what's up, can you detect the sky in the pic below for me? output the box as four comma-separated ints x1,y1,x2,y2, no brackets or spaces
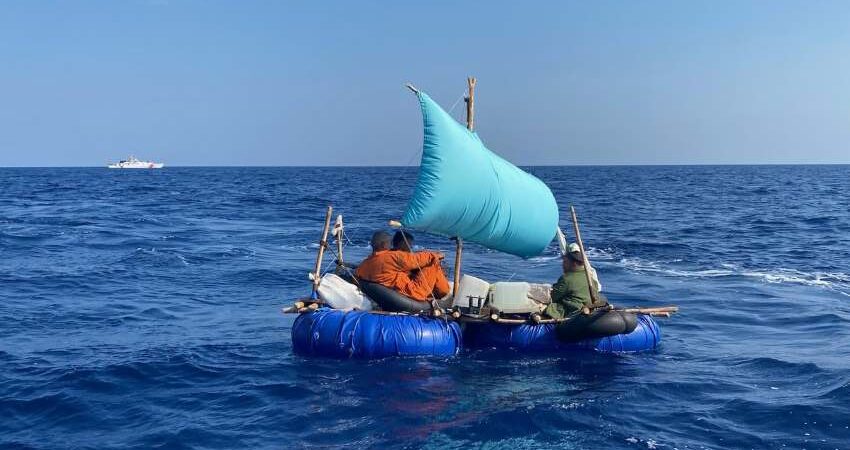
1,0,849,166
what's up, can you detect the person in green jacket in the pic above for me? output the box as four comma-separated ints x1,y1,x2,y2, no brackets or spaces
544,245,607,319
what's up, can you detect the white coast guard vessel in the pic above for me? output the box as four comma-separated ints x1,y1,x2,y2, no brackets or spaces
107,156,164,169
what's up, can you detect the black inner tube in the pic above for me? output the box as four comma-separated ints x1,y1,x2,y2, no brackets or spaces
358,280,433,313
555,309,638,342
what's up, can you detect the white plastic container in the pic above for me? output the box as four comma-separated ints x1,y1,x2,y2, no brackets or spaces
452,275,491,313
317,273,373,311
489,282,545,313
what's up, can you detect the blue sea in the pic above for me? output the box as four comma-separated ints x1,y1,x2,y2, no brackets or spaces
1,165,849,449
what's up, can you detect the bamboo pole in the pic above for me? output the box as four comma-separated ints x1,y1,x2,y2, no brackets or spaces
336,234,344,267
297,303,320,314
452,237,463,298
466,77,476,131
618,306,679,314
334,214,344,267
569,205,598,309
311,205,333,298
451,77,476,298
479,306,678,325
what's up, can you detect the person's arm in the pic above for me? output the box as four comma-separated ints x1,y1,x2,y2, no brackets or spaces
544,302,566,320
550,275,569,304
353,258,371,280
394,251,439,271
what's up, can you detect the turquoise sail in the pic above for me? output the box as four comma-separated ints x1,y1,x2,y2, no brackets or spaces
401,91,559,258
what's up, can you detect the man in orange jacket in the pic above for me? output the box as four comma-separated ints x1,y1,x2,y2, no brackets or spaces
355,231,450,301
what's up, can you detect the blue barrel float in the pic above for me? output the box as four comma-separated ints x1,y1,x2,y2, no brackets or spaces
464,314,661,353
291,308,463,359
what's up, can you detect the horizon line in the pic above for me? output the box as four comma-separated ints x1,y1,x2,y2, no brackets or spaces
1,162,850,169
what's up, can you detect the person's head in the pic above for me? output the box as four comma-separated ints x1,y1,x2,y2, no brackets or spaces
392,230,414,252
370,231,392,252
562,245,584,272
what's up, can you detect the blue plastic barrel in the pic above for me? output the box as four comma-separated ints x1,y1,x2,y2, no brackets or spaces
291,308,463,359
463,314,661,353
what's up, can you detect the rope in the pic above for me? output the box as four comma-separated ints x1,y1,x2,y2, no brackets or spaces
321,234,362,289
382,88,467,200
447,89,467,117
321,246,336,276
365,145,422,212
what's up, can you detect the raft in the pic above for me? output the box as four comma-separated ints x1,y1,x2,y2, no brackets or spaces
291,308,462,359
288,80,677,360
463,314,661,353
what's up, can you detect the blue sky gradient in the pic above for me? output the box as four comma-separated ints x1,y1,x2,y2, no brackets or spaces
1,0,849,166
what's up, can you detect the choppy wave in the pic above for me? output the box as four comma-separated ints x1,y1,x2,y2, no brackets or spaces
612,257,850,295
531,244,850,296
124,247,191,266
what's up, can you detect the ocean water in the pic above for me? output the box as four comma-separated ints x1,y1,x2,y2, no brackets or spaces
1,165,849,449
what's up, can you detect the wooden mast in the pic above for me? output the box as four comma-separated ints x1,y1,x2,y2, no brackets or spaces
451,77,476,298
452,237,463,298
466,77,476,131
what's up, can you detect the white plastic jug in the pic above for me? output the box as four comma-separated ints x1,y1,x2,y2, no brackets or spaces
452,274,491,313
489,282,545,314
316,273,373,311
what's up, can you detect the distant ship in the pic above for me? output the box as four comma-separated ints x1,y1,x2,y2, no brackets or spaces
107,156,164,169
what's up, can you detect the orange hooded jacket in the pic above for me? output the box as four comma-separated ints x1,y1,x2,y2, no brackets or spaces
354,250,448,301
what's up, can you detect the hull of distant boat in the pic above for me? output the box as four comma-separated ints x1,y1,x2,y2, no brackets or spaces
107,163,164,169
